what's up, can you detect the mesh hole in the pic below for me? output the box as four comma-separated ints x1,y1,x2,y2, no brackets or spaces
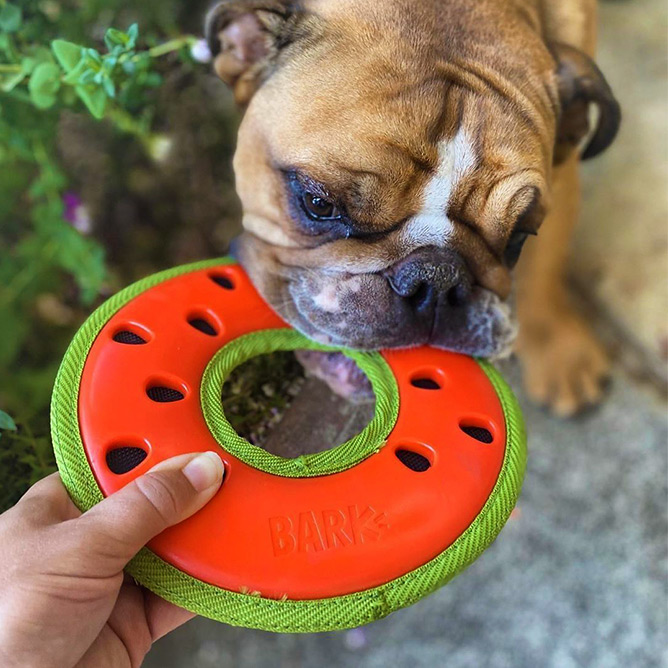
147,386,185,403
106,446,147,474
211,274,234,290
113,330,147,345
395,449,431,472
461,425,493,443
410,377,441,390
188,317,218,336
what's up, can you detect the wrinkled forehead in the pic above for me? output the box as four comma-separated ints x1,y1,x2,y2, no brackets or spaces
246,48,442,223
258,49,444,164
240,0,553,230
249,72,546,224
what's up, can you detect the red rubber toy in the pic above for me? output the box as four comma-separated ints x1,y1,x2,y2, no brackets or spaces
51,258,527,632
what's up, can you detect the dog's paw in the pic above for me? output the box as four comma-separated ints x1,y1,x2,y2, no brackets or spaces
517,306,611,417
294,350,375,404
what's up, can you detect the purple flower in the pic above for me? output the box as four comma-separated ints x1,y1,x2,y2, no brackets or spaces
62,192,81,221
62,192,92,234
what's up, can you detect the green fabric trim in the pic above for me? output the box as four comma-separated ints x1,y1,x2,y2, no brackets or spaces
50,258,236,511
201,329,398,477
51,259,527,634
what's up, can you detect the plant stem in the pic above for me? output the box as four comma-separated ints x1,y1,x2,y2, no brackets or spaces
0,64,22,72
106,106,150,137
147,35,197,58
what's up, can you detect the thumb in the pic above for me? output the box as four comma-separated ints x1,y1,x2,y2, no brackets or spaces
75,452,224,572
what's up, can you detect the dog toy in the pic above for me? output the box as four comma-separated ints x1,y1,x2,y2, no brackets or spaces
51,258,527,633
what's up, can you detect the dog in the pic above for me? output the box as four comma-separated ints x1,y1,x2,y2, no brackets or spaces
205,0,620,416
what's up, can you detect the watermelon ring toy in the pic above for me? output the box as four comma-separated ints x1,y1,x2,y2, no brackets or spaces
50,257,527,633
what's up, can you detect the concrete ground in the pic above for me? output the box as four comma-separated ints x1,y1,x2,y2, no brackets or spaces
146,2,667,666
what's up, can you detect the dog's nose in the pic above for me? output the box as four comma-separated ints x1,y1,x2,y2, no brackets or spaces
386,246,471,312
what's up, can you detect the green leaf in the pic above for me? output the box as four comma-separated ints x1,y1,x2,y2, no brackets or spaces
75,85,107,119
126,23,139,48
0,4,22,33
62,59,88,85
1,70,25,93
21,57,36,74
104,28,128,51
102,77,115,98
53,224,107,303
28,62,61,109
86,48,102,64
0,409,17,432
76,68,95,85
25,46,53,67
52,39,84,72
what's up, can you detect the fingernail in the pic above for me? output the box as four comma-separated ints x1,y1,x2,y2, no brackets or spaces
182,452,224,492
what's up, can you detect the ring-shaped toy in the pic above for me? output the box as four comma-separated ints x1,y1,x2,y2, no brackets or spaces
51,258,527,633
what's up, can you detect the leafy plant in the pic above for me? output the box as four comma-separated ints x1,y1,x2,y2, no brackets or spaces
0,1,211,510
0,408,16,434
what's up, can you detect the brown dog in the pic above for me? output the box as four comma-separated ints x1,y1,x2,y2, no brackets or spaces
205,0,620,416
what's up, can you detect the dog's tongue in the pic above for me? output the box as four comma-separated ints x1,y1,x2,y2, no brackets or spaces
294,350,374,404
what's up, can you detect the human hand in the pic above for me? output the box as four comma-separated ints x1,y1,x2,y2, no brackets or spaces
0,451,224,668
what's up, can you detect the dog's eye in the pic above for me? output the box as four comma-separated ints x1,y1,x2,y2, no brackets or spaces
504,188,541,267
504,231,534,267
285,170,350,237
302,192,341,221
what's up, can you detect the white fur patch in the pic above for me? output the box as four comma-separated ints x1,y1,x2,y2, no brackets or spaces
343,275,363,293
312,282,341,312
401,128,476,248
312,275,364,312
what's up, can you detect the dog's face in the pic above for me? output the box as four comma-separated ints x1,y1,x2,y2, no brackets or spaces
207,0,619,355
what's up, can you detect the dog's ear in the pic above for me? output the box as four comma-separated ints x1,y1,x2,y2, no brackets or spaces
206,1,304,105
550,43,621,164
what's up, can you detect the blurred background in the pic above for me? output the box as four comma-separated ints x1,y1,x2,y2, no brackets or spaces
0,0,666,666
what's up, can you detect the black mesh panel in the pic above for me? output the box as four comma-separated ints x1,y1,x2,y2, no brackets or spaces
113,330,147,345
106,446,147,474
188,318,217,336
410,377,441,390
395,449,431,472
210,274,234,290
147,386,184,402
461,426,493,443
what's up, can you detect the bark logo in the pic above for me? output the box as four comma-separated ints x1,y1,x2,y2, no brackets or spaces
268,505,389,557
